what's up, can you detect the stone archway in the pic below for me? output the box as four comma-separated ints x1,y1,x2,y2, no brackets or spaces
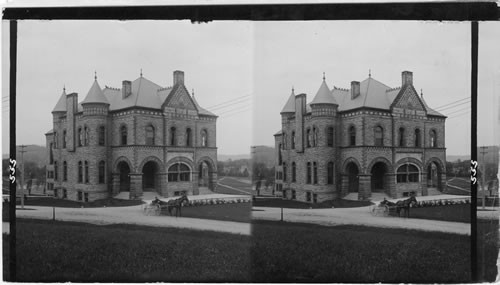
142,161,159,192
117,161,131,193
426,158,445,193
370,162,387,193
197,156,217,192
346,162,359,193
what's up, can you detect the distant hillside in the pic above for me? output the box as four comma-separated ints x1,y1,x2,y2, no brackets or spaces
3,145,47,167
218,153,251,161
251,145,275,168
447,155,471,162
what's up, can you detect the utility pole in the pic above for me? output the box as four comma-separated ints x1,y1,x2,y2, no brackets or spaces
480,146,488,210
18,145,27,209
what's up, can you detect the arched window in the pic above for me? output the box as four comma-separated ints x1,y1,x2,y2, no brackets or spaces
54,161,58,181
327,127,334,147
54,132,58,149
397,164,420,183
349,126,356,146
62,130,67,148
49,143,54,164
186,128,192,146
78,128,83,146
84,126,89,146
374,126,383,146
170,127,177,146
327,162,334,184
291,131,296,149
201,129,207,147
291,162,296,182
313,162,318,184
78,161,83,183
278,144,282,165
63,161,67,181
145,125,155,145
430,130,437,147
399,127,405,147
98,161,105,184
168,163,191,182
414,129,421,147
84,161,89,183
120,125,127,145
306,128,312,147
98,126,105,146
282,133,287,150
283,163,287,182
313,127,318,147
306,162,312,184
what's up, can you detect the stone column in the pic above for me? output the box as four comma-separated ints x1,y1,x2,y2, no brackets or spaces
358,174,371,201
386,173,397,198
129,173,143,199
340,174,349,197
421,173,428,196
157,172,167,197
112,173,120,196
440,173,447,192
192,172,199,195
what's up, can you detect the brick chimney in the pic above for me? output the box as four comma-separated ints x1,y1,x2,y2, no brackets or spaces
173,70,185,85
402,71,413,86
122,80,131,99
351,81,360,99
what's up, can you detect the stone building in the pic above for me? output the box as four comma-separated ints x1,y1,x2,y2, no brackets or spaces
45,70,218,202
274,71,447,202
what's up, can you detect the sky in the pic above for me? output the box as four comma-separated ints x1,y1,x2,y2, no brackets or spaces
1,20,499,156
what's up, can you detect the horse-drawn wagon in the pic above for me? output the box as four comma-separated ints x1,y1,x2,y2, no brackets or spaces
143,194,189,217
370,196,417,217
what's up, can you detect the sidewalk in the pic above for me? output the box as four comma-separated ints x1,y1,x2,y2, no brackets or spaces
15,203,251,235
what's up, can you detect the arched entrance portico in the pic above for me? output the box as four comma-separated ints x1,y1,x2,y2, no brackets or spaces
118,161,130,192
197,157,217,192
142,161,159,192
346,162,359,193
371,162,387,193
427,161,442,191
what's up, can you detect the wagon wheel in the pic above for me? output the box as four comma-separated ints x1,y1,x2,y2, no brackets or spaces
383,205,390,216
370,205,378,216
154,206,161,216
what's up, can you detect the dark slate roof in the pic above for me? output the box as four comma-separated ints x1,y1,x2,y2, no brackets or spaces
280,89,296,113
310,79,337,105
81,79,109,105
52,89,67,113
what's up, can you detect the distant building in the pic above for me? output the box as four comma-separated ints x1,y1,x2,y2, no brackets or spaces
274,71,447,202
45,70,218,202
251,145,275,168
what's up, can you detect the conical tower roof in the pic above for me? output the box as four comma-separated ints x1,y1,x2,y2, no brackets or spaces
81,78,109,105
280,88,296,114
52,88,67,113
310,76,337,105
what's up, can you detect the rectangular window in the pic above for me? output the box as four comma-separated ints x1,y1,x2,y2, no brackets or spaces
168,173,178,182
84,193,89,202
77,191,83,201
307,163,311,184
54,189,58,198
292,190,296,200
313,193,318,203
98,126,105,146
282,189,287,199
63,189,67,199
306,191,311,202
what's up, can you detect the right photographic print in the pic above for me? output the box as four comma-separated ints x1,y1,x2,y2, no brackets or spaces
250,20,486,283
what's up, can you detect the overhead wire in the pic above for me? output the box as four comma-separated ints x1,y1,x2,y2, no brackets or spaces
435,100,470,112
205,94,251,110
433,97,470,110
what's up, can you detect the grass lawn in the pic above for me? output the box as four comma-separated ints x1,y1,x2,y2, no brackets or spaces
16,196,144,208
4,219,250,282
477,218,499,282
253,197,373,209
444,178,470,195
251,220,471,283
176,202,251,223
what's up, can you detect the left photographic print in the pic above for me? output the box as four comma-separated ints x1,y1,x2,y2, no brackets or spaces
3,20,253,282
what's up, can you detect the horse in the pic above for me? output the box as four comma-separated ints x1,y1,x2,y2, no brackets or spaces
167,194,190,217
395,195,417,217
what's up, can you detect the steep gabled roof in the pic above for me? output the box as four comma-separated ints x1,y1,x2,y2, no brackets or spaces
280,89,296,114
81,80,109,105
333,77,393,111
310,80,337,105
52,89,67,113
103,76,163,110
